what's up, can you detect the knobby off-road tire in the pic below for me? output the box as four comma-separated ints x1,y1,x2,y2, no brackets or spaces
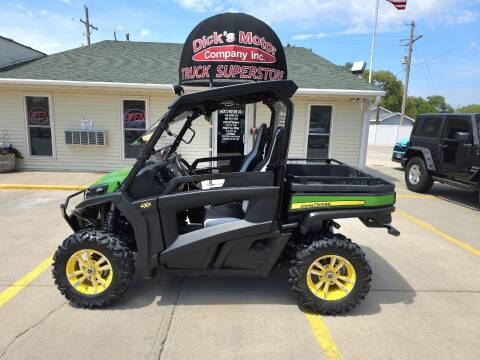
52,230,134,308
405,157,434,193
289,235,372,315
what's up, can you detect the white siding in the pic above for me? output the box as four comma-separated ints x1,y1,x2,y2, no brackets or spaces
248,96,364,166
0,86,210,172
0,85,366,171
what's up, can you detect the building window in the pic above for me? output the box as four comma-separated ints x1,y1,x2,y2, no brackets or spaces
123,99,146,159
25,96,53,156
307,105,332,159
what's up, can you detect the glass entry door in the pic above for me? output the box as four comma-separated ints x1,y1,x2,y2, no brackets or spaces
307,105,332,159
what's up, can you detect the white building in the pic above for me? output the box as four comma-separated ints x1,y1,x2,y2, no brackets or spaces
368,106,415,126
0,41,384,172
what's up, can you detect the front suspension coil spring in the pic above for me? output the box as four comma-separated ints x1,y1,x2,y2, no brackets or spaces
104,205,119,234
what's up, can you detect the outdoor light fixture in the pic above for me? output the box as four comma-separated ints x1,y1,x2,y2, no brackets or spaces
351,61,367,75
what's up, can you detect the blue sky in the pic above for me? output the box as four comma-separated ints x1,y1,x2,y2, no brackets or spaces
1,0,479,107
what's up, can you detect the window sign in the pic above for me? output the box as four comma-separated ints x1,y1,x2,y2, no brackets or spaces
25,96,53,156
81,118,93,131
123,99,146,159
217,104,245,156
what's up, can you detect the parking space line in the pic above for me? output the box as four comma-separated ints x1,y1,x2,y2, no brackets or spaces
305,313,341,360
0,184,86,190
397,209,480,257
397,194,436,199
0,256,52,307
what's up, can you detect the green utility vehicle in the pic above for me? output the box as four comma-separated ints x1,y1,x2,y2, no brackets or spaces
53,80,399,314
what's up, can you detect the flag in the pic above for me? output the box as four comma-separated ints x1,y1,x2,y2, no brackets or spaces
386,0,407,10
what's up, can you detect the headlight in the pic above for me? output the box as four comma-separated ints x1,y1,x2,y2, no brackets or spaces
85,184,108,197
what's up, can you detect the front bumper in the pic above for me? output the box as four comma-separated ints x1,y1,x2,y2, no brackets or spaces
391,151,405,163
60,189,86,231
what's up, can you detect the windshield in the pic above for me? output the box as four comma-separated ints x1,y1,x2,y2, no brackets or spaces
132,110,192,145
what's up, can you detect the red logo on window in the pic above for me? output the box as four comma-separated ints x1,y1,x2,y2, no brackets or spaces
29,107,49,123
124,109,145,121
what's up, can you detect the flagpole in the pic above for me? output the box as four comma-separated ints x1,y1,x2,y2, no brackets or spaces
368,0,380,83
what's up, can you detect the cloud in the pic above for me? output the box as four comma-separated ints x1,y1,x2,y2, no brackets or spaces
176,0,223,13
140,29,151,37
58,0,72,4
0,5,79,53
292,32,328,40
175,0,479,34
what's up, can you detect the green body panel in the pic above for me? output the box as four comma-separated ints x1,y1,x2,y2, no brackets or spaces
92,165,133,193
289,193,395,212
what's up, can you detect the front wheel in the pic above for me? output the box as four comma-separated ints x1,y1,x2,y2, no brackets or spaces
289,235,372,315
52,230,134,308
405,157,433,193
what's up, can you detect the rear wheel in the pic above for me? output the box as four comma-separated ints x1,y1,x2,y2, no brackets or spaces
405,157,433,193
289,235,372,315
52,230,134,308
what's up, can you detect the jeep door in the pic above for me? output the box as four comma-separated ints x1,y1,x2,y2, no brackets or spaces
440,114,475,181
410,115,443,168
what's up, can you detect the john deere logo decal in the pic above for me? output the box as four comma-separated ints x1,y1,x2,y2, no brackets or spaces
139,201,152,209
291,200,365,211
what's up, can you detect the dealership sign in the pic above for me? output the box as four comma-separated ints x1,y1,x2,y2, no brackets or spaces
179,13,287,85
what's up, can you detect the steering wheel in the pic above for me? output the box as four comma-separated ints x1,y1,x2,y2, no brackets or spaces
177,156,194,175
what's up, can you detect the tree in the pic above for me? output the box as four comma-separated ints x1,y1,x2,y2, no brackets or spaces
406,96,433,119
457,104,480,113
362,70,404,112
426,96,453,113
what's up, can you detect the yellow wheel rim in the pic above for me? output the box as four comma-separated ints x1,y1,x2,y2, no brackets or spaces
306,255,356,301
66,249,113,295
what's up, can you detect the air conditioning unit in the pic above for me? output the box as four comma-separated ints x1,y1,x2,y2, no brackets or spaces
65,130,106,146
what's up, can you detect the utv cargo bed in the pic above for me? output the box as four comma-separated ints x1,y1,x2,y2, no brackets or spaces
286,159,395,214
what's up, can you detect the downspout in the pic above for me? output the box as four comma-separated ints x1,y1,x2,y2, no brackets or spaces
359,96,381,169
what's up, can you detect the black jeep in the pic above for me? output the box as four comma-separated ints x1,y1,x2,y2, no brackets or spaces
402,113,480,203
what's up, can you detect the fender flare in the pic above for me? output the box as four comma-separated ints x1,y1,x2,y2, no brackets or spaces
74,193,152,277
405,146,436,171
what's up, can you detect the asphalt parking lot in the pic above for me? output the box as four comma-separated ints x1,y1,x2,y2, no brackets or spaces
1,146,479,360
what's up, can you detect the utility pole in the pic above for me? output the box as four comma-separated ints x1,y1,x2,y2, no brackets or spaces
400,21,422,125
80,5,98,46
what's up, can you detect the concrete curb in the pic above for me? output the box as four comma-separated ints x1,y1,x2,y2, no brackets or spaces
0,184,87,190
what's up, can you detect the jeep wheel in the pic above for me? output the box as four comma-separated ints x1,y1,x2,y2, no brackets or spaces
289,235,372,315
405,157,433,193
52,230,134,308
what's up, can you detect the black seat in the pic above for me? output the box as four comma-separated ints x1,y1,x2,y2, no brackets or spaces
238,123,268,172
203,127,284,228
253,127,284,172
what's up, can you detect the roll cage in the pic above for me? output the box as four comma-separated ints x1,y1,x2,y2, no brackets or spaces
121,80,298,192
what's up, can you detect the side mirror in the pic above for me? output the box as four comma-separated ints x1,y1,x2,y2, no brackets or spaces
181,126,196,144
454,131,470,142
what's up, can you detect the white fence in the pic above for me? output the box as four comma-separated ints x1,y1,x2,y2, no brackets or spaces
368,125,413,146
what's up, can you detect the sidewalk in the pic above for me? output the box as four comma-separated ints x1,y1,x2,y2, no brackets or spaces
0,171,105,188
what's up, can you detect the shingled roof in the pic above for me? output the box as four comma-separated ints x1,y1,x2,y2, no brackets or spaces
0,40,377,91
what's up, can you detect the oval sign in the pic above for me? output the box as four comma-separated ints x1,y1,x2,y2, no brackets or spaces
179,12,287,86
